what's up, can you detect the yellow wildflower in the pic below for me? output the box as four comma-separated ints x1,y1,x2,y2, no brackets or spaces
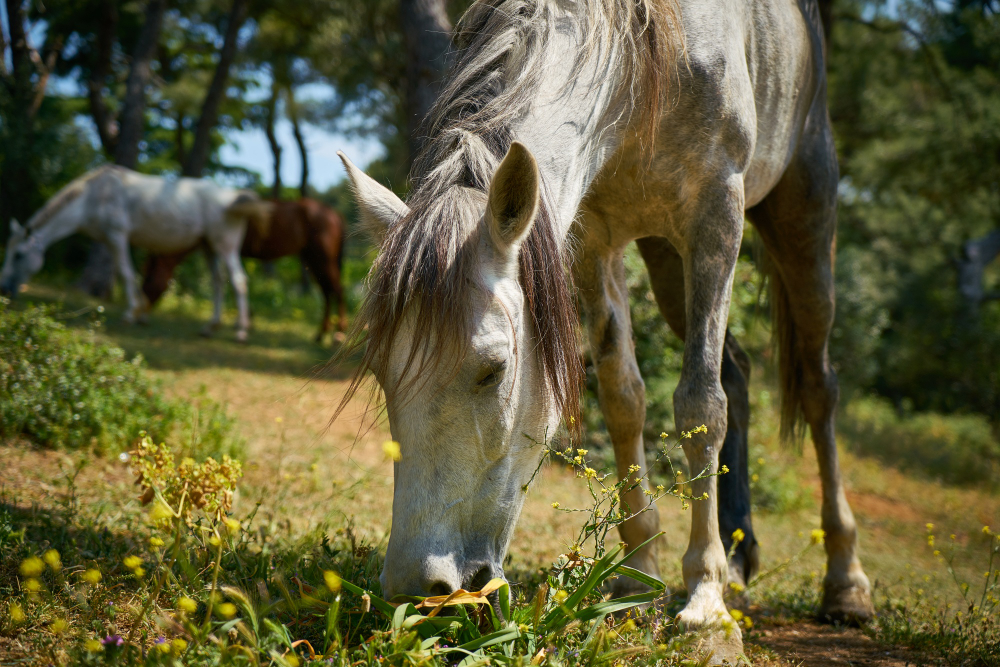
573,456,582,464
133,567,146,578
149,501,173,522
224,518,241,534
286,655,301,667
82,569,102,585
42,550,61,572
551,502,560,509
656,484,665,491
177,597,198,614
620,618,636,633
123,555,143,570
275,417,283,423
217,603,237,619
577,449,588,456
720,465,729,474
19,556,44,578
810,529,826,545
150,536,165,547
156,641,171,654
927,535,935,547
172,638,188,655
24,578,41,593
701,492,709,500
926,523,934,532
553,589,568,603
324,570,342,593
9,603,25,624
732,528,745,544
729,609,743,622
50,618,68,634
583,467,597,479
660,432,668,439
743,616,753,629
382,440,401,462
85,638,102,653
729,582,745,593
983,526,992,536
628,464,641,474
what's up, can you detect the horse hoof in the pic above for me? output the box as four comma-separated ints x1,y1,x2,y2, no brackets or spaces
235,330,249,344
685,624,747,666
819,583,875,625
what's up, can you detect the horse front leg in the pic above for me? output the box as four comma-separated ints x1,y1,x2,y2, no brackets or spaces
670,181,745,660
635,237,759,599
107,233,142,324
574,239,661,596
222,251,250,343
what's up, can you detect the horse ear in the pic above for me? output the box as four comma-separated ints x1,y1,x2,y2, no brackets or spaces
338,151,409,242
487,142,540,251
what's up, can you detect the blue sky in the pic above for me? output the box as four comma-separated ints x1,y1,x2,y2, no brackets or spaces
219,114,384,191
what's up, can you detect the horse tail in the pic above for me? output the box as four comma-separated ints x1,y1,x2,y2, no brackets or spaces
226,193,274,239
759,242,804,443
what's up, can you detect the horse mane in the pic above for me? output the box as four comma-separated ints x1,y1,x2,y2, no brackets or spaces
27,165,124,231
337,0,682,435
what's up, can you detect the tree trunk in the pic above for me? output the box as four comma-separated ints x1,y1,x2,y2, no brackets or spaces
288,94,309,198
115,0,168,169
1,0,41,235
80,0,168,298
182,0,250,177
399,0,452,165
88,0,120,156
264,80,282,199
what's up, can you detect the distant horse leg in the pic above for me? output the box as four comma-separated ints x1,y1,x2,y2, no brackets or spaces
748,122,874,623
108,232,141,325
305,252,332,343
201,250,223,338
574,233,661,595
668,179,744,657
223,251,250,343
636,237,759,594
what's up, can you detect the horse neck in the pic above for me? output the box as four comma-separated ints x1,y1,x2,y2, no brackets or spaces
509,12,632,240
29,198,86,251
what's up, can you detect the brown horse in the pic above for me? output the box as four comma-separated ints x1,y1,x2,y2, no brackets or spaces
142,198,347,342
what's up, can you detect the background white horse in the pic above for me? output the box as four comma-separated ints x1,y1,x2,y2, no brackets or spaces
0,165,270,341
337,0,873,662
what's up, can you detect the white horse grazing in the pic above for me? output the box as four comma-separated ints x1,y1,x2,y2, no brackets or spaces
338,0,873,660
0,165,270,341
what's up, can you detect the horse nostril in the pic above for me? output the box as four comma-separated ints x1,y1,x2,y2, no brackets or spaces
428,581,452,597
467,566,493,591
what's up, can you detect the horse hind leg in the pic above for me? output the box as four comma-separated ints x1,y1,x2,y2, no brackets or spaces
636,236,760,597
573,233,661,598
748,131,874,624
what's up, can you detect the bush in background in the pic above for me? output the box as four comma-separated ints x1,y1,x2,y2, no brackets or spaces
0,302,242,460
840,396,1000,489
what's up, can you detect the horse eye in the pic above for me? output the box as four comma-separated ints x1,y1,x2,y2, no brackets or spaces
475,362,506,390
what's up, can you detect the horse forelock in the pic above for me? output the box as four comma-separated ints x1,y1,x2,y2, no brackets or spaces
336,0,682,434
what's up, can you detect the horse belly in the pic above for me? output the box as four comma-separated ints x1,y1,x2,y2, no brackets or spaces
127,213,204,253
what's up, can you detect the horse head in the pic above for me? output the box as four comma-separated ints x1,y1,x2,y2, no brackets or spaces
340,143,569,600
1,220,43,297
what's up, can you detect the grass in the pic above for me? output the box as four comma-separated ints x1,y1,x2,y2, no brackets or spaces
1,277,999,665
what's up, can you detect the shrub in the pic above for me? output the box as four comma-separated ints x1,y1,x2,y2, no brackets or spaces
839,397,1000,489
0,302,242,459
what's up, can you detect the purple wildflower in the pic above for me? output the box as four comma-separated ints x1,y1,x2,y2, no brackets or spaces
153,636,168,645
102,635,124,647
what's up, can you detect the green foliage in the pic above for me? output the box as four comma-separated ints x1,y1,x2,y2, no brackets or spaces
839,396,1000,489
0,302,242,459
828,0,1000,423
748,447,813,514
